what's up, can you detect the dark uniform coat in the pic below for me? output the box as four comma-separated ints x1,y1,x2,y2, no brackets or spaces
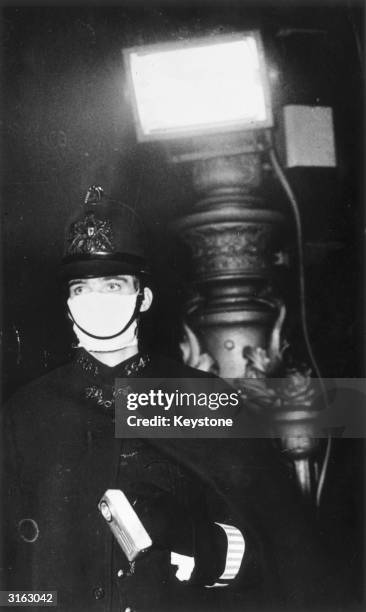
2,350,354,612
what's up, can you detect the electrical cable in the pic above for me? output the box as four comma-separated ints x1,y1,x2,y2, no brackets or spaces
265,133,331,506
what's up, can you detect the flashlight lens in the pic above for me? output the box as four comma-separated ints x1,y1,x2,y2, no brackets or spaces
100,502,112,522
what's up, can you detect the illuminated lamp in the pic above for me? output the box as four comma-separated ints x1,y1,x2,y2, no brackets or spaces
123,32,273,141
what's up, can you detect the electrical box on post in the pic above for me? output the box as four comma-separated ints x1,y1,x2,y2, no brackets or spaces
280,105,337,168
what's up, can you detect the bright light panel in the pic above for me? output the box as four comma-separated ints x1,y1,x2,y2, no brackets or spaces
124,32,273,141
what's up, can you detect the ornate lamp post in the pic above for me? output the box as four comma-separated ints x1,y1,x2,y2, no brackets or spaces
123,32,326,503
172,135,321,504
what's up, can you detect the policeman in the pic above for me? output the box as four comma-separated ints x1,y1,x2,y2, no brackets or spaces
3,187,259,612
3,187,350,612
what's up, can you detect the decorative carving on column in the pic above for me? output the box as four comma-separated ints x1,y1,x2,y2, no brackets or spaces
177,215,281,281
179,323,218,374
237,337,321,501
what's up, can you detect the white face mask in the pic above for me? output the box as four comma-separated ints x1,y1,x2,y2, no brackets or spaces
67,292,140,353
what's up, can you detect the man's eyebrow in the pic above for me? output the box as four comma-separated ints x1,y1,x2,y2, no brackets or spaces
68,279,87,286
68,276,131,286
101,276,129,280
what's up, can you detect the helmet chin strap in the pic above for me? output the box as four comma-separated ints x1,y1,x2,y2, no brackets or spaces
67,291,144,340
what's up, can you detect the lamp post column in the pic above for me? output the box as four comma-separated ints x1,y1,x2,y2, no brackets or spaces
172,135,321,503
173,134,285,379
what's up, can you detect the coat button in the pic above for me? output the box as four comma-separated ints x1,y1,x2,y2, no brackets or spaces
18,518,39,543
93,587,105,600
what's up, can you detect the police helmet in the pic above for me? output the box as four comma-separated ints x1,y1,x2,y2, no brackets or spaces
60,186,151,281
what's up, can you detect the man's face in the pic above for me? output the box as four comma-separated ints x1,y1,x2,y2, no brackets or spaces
68,275,139,299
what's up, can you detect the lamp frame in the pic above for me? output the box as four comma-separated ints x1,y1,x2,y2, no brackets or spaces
123,30,273,143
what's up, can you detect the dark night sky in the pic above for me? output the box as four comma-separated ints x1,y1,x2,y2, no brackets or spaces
1,1,364,395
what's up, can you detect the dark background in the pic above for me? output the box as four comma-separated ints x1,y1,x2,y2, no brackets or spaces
1,1,364,398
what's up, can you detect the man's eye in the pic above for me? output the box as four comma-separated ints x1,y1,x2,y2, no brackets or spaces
106,282,122,291
72,286,85,296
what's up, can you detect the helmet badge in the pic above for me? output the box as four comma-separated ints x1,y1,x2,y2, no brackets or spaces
67,213,115,255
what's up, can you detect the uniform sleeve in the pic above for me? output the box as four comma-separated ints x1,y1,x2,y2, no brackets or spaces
119,478,250,590
144,438,264,592
1,391,42,592
1,402,27,589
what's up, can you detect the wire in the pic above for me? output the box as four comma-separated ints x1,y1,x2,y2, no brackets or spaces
266,133,331,506
316,436,332,507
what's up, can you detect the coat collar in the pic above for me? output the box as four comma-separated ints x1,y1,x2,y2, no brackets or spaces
74,348,151,385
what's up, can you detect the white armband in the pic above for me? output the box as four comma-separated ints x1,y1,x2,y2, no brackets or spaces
205,522,245,588
170,523,245,587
